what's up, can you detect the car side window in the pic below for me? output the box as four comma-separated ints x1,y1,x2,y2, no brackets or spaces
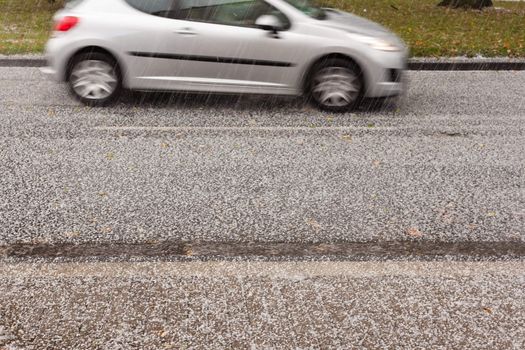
171,0,291,29
125,0,177,16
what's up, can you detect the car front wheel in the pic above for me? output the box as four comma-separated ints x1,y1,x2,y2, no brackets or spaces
309,59,363,112
67,52,122,107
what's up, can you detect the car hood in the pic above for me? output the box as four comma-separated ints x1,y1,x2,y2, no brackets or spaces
319,9,401,41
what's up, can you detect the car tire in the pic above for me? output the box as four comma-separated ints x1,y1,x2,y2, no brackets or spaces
308,58,363,112
67,52,122,107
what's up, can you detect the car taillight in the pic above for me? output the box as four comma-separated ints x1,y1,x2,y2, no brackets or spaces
54,16,79,32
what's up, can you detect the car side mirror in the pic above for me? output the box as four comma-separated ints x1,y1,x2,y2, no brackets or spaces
255,15,282,33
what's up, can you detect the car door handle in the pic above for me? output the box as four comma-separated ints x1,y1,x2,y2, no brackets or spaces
175,28,197,35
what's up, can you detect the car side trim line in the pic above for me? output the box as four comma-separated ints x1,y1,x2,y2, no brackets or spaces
128,51,295,67
136,76,287,87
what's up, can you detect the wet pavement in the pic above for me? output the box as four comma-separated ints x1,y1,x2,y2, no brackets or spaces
0,68,524,349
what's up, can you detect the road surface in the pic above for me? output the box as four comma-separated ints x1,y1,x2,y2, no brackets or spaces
0,67,524,349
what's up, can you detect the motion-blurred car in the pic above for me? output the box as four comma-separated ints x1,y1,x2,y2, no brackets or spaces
42,0,407,111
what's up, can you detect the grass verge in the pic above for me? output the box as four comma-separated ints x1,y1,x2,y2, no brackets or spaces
0,0,524,56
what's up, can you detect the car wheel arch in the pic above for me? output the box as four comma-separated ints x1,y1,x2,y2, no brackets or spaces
301,53,367,96
64,46,125,83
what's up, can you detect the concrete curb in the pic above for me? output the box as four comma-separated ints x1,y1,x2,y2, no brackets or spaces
2,56,525,70
0,58,46,67
409,61,525,70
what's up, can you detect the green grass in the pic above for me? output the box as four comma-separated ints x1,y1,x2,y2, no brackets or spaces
0,0,62,54
1,0,524,56
322,0,525,57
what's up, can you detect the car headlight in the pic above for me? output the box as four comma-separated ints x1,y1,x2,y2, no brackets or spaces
347,33,402,52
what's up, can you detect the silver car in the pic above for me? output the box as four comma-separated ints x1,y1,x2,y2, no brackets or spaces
42,0,407,111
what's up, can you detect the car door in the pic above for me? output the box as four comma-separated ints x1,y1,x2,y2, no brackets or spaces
127,0,312,94
168,0,311,94
121,0,201,90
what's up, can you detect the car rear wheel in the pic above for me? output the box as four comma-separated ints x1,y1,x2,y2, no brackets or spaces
309,59,363,112
67,52,122,106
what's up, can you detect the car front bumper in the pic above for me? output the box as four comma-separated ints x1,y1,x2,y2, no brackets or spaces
361,48,408,98
369,81,404,98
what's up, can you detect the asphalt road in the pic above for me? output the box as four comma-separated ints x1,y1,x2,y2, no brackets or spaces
0,68,524,349
0,68,523,246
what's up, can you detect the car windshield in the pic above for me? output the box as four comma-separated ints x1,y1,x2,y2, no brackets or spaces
282,0,326,19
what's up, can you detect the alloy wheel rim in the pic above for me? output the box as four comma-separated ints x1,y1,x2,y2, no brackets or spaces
71,60,117,100
312,67,360,108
